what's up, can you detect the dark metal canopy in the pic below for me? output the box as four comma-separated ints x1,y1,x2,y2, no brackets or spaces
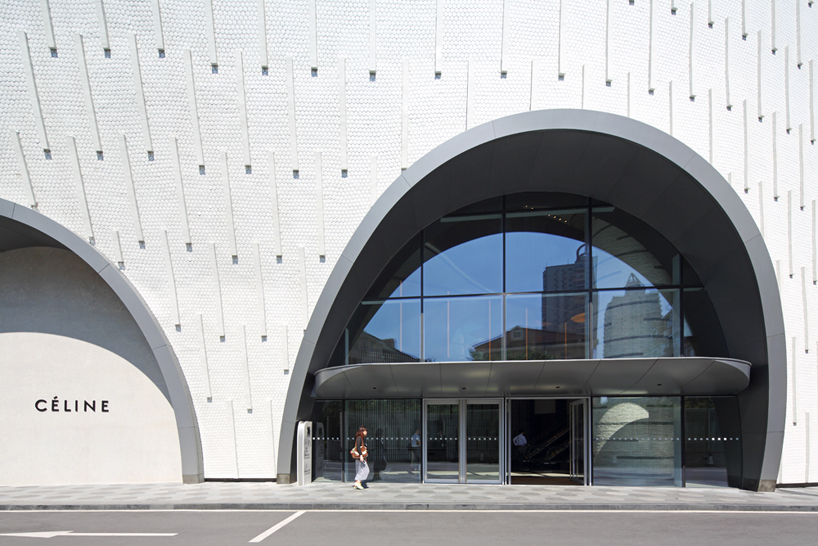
313,357,751,399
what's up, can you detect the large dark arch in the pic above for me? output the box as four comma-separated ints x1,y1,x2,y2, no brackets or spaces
277,109,785,491
0,198,204,483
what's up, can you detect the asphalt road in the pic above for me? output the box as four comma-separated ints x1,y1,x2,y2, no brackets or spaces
1,510,818,545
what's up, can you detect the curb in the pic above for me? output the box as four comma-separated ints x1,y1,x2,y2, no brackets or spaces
2,503,818,511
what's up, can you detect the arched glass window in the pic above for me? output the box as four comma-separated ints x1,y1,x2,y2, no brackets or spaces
329,193,726,366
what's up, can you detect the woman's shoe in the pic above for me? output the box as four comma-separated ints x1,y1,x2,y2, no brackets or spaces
354,482,364,490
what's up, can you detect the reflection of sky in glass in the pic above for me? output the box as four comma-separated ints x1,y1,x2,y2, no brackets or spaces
424,235,503,296
505,294,543,330
506,231,586,293
424,296,502,361
360,300,421,359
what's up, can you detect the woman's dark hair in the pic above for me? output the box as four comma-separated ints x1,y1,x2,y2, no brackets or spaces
355,426,367,450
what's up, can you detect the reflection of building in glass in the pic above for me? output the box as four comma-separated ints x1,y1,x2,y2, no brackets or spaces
470,247,591,361
471,325,585,361
348,332,420,364
592,398,680,485
591,218,673,287
542,246,589,292
469,333,504,361
539,247,589,358
602,274,672,358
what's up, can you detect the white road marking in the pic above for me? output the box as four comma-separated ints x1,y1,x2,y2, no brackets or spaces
0,530,177,538
249,511,305,542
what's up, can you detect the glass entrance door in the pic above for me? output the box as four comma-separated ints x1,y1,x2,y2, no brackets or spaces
425,402,459,482
569,399,588,484
466,401,501,483
507,398,589,484
424,399,503,484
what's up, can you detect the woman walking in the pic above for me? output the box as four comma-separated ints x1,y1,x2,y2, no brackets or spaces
351,426,369,490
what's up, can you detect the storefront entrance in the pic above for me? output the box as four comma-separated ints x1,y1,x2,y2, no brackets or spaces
423,399,504,484
508,398,589,485
311,395,742,487
421,398,590,485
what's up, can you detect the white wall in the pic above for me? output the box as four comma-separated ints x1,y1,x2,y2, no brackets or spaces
0,247,182,485
0,332,182,485
0,0,815,483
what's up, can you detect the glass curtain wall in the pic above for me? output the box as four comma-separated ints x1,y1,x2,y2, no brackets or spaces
311,399,422,484
592,396,684,486
591,395,742,487
313,396,742,486
330,193,723,367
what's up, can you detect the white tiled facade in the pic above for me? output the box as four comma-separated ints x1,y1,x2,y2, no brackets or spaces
1,0,816,483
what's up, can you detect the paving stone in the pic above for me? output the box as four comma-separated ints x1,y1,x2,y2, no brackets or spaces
2,482,818,511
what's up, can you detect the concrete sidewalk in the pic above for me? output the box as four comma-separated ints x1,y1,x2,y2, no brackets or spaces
2,482,818,511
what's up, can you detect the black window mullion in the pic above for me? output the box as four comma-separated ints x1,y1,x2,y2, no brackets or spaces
421,228,425,361
679,286,686,356
586,197,593,291
502,200,507,360
587,198,593,359
681,396,687,487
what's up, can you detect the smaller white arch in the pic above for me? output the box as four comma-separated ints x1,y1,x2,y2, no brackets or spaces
0,198,203,483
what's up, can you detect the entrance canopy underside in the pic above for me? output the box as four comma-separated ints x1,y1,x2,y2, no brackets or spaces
313,356,751,399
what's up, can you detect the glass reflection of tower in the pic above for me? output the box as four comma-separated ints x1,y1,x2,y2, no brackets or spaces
542,246,590,358
602,273,670,358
